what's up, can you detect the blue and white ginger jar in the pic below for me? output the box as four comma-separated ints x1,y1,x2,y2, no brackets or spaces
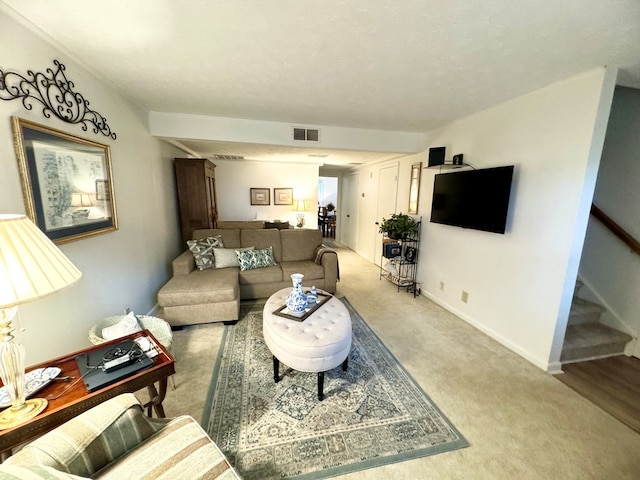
285,273,307,313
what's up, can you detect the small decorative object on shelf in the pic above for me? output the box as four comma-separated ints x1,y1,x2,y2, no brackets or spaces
306,286,318,306
285,273,307,313
379,216,421,297
383,242,401,258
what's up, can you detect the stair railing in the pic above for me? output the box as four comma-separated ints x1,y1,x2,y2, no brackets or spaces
590,204,640,256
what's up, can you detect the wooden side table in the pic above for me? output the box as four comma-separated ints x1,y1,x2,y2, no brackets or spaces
0,330,175,459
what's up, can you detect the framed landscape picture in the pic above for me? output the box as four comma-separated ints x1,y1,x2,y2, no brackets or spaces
250,187,270,205
274,188,293,206
11,117,118,244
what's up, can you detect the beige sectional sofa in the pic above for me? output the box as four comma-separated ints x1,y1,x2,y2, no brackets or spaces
157,228,338,326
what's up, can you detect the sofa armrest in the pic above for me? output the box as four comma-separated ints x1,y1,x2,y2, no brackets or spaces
93,416,241,480
172,250,195,275
314,245,339,293
6,394,167,477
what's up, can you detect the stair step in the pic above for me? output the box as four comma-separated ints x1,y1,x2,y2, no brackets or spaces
569,297,605,325
573,280,584,297
561,322,633,363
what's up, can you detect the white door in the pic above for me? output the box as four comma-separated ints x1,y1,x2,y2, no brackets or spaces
374,165,399,266
341,173,358,249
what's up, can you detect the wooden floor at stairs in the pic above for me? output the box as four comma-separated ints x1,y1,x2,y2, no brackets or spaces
555,356,640,433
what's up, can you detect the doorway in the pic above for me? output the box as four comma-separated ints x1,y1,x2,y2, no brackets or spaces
318,176,338,239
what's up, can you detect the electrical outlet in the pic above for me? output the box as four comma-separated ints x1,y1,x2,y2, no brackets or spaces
439,281,445,291
461,291,469,303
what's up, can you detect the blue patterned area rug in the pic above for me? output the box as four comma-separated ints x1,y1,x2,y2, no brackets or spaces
203,299,468,479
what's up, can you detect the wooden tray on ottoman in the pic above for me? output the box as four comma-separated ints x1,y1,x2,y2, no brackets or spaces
272,292,331,322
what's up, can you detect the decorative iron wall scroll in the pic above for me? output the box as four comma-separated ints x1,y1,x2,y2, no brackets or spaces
0,59,116,139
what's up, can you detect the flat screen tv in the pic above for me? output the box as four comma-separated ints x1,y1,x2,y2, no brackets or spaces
430,165,514,234
428,146,446,167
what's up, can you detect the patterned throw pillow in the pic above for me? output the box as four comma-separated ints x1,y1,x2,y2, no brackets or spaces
212,247,254,269
235,246,277,271
187,236,224,270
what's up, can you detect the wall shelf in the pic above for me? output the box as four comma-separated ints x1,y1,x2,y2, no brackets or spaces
379,219,421,297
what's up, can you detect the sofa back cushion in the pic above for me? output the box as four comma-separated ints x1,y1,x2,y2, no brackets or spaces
241,229,282,263
193,229,241,248
281,229,322,262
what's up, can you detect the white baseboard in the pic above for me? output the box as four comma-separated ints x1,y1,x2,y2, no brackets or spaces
422,290,552,373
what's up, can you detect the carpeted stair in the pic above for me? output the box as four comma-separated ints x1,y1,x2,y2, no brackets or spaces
561,296,633,364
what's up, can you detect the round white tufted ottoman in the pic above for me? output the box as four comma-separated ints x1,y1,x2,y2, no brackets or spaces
263,288,352,401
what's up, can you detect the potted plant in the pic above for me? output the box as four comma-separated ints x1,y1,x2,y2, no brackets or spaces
379,213,418,240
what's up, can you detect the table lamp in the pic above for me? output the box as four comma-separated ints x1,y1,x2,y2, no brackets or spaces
0,214,82,429
292,199,308,228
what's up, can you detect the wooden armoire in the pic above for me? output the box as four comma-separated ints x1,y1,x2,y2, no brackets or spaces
174,158,218,245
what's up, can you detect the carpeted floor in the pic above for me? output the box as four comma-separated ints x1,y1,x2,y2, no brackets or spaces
157,247,640,479
203,299,468,479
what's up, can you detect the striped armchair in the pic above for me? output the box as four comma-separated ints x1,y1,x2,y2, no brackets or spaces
2,393,240,480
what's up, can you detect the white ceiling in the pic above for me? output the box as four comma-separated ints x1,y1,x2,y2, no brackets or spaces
3,0,640,168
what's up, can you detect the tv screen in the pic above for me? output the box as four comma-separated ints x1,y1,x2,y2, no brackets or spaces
430,165,514,234
428,146,446,167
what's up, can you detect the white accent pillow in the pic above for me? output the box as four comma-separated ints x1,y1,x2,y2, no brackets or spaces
102,312,143,340
213,246,254,268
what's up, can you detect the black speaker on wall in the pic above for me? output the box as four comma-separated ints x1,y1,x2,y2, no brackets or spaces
428,146,446,167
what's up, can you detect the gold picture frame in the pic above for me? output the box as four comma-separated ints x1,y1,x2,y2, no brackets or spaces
12,117,118,244
408,162,422,215
274,188,293,206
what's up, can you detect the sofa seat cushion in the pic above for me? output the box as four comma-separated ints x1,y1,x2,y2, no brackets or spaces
238,264,283,285
94,416,239,480
158,268,238,307
281,260,325,281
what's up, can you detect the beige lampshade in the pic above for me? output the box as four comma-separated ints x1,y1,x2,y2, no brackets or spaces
0,214,82,308
292,199,308,212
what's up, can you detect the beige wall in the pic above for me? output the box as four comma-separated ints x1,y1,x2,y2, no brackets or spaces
214,159,320,228
419,68,616,371
0,12,183,363
349,68,616,372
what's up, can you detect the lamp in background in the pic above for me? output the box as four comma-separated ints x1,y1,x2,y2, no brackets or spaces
292,199,308,228
0,214,82,429
70,192,94,208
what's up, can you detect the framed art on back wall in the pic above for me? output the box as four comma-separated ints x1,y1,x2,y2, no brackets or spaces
250,188,270,205
274,188,293,206
12,117,118,244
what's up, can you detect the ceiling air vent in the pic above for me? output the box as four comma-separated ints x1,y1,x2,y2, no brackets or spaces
293,127,320,142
